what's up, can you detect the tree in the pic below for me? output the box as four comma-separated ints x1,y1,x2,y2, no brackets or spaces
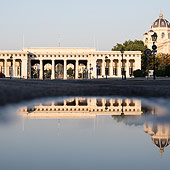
67,67,74,78
112,40,148,71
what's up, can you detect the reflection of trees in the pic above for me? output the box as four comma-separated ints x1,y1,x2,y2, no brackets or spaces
141,106,153,115
112,115,143,126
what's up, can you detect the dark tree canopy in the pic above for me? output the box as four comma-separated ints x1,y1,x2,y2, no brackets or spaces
112,40,147,53
112,40,148,71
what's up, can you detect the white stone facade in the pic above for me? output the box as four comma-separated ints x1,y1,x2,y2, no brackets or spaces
0,47,141,79
143,12,170,54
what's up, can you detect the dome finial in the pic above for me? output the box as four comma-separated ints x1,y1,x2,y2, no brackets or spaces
159,10,163,19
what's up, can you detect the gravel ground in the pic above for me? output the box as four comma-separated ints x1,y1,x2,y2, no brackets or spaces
0,78,170,106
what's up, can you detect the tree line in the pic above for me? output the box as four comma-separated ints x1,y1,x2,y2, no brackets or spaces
112,40,170,77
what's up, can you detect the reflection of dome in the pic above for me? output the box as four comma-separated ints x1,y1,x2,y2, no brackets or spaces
144,123,170,154
151,12,170,29
152,137,170,153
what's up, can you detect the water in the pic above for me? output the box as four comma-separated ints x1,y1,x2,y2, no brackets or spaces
0,97,170,170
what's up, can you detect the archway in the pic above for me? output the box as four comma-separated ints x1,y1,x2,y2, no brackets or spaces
55,63,64,79
44,63,52,79
67,60,75,79
31,60,40,78
79,60,87,79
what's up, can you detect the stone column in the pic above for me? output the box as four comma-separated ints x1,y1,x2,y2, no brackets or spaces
39,59,43,80
28,59,31,78
75,60,79,79
102,59,105,77
64,60,67,79
126,60,129,78
92,59,97,79
4,59,7,76
21,59,28,79
109,59,113,76
118,59,122,77
51,60,55,80
13,59,15,78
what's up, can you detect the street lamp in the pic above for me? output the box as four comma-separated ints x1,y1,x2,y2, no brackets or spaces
151,32,158,80
90,63,92,79
20,60,22,79
10,55,13,79
120,47,125,80
96,61,99,79
105,56,109,79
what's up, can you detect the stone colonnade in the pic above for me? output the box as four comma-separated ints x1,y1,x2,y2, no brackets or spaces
0,48,141,79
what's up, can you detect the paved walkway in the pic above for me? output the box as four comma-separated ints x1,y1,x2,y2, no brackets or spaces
0,78,170,106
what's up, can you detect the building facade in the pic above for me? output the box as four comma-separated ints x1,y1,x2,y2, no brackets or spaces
143,12,170,54
0,47,141,79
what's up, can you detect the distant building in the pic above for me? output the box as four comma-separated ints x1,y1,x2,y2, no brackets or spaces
143,12,170,54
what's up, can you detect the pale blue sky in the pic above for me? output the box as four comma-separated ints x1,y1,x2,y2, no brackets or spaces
0,0,170,50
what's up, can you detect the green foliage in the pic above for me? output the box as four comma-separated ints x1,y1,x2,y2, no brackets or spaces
112,40,148,71
133,69,145,77
44,69,51,78
67,67,74,78
112,40,147,52
165,65,170,76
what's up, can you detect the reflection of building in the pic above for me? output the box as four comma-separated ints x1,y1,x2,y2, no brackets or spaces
143,12,170,54
18,98,142,119
144,123,170,154
0,47,141,79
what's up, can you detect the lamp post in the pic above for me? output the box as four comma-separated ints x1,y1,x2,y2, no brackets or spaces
10,55,13,79
105,56,109,79
121,100,124,116
20,60,22,79
120,47,125,80
90,63,92,79
96,61,99,79
151,32,158,80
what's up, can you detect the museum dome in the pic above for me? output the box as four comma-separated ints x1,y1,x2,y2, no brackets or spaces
151,12,170,29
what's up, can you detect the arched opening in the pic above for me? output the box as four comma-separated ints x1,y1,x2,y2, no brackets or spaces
15,59,22,78
0,59,4,73
55,63,64,79
168,33,170,39
67,61,75,79
44,63,52,79
162,32,165,39
145,38,148,43
31,60,40,79
79,60,87,79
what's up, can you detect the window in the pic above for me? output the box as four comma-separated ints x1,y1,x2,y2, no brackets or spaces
168,33,170,39
145,38,148,43
162,32,165,39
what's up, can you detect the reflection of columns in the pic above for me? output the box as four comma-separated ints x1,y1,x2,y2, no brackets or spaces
4,59,7,76
109,60,113,76
51,60,55,80
64,60,67,79
13,59,15,77
75,98,79,106
39,60,43,80
102,59,105,76
75,60,79,79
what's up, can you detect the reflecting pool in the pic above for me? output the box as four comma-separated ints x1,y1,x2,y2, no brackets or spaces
0,97,170,170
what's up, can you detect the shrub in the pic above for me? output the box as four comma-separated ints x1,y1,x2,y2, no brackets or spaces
133,69,145,77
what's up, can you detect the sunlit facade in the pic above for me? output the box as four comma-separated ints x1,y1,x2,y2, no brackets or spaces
143,12,170,54
18,98,142,119
0,47,141,79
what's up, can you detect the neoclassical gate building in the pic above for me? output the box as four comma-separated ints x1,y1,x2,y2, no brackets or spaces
0,47,141,79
